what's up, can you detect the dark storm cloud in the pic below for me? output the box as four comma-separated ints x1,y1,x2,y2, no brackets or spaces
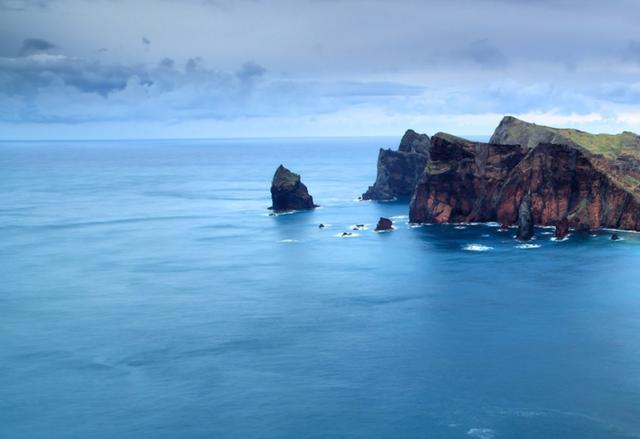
0,52,428,124
0,55,137,96
19,37,57,55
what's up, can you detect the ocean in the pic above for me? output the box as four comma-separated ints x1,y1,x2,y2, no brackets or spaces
2,137,640,438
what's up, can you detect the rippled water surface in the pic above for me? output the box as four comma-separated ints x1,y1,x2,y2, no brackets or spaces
2,138,640,438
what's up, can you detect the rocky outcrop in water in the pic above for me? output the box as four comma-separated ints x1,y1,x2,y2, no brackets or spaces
516,192,534,241
555,218,569,240
362,129,430,200
270,165,316,212
375,217,393,231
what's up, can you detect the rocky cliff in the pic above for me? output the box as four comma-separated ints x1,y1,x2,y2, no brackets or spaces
409,133,528,223
409,129,640,231
361,129,430,200
270,165,317,212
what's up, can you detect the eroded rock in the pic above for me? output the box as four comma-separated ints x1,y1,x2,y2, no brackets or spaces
270,165,316,212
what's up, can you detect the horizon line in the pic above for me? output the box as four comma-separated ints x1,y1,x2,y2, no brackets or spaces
0,133,493,143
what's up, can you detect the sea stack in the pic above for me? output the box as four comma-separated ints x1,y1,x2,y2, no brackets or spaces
270,165,316,212
375,217,393,231
555,218,569,240
517,192,534,241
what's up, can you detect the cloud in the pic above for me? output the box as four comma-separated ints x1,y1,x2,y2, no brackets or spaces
19,37,57,56
236,61,266,81
461,39,509,68
0,54,139,96
627,40,640,64
0,0,54,10
0,54,426,124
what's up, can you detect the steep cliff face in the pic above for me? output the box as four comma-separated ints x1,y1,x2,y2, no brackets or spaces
409,135,640,231
270,165,316,212
495,143,640,230
362,129,430,200
491,116,640,196
409,133,527,223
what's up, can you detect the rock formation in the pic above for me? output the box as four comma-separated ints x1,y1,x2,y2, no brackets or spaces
362,129,430,200
374,217,393,231
409,132,640,232
270,165,317,212
409,133,528,223
611,233,620,241
555,218,569,240
516,192,534,241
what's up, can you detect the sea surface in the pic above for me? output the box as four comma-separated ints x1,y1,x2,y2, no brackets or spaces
2,137,640,439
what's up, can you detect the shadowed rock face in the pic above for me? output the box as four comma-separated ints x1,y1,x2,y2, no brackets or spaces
555,217,569,240
362,129,430,200
495,143,640,230
409,133,527,223
270,165,316,212
375,217,393,231
409,135,640,231
491,115,640,197
517,192,534,241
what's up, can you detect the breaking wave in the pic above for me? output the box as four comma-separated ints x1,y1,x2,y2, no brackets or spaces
463,244,493,252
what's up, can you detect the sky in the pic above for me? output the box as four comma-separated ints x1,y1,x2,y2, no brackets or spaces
1,0,640,139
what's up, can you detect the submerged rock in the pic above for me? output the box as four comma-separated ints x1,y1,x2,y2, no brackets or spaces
340,232,353,237
318,223,325,229
375,217,393,231
611,233,620,241
555,218,569,240
517,192,534,241
362,129,430,201
352,224,366,231
270,165,316,212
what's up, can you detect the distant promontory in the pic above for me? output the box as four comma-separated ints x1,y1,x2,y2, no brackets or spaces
364,116,640,237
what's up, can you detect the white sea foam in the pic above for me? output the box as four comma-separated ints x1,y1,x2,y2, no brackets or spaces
350,224,369,231
541,231,553,235
481,234,490,238
467,428,495,439
374,226,395,233
409,223,426,228
279,239,298,243
335,232,359,238
268,210,296,216
515,243,541,249
454,225,467,230
550,235,569,242
463,244,493,252
485,222,500,227
390,215,408,220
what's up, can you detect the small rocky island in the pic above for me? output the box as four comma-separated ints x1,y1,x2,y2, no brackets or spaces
364,116,640,236
270,165,317,212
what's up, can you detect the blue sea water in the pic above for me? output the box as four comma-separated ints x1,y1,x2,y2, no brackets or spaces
2,137,640,439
